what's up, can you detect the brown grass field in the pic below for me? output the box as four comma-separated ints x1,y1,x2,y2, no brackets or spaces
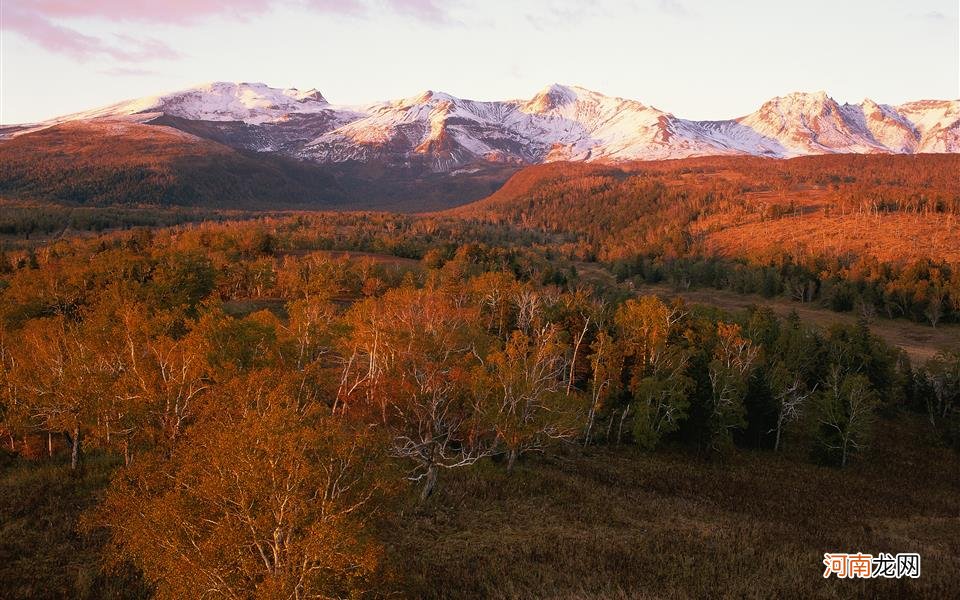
383,414,960,599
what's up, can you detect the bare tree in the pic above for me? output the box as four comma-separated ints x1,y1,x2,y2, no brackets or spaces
768,363,816,451
486,325,575,470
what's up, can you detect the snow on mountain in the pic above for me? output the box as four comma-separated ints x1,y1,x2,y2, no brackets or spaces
5,82,958,171
731,91,885,155
302,84,731,169
895,100,960,153
62,82,342,125
301,90,530,170
510,84,713,162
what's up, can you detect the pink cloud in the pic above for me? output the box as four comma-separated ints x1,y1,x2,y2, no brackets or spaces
4,4,182,60
5,5,107,59
4,0,451,62
22,0,291,24
13,0,440,24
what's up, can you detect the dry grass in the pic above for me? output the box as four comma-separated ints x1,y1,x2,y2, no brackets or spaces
382,415,960,599
0,452,148,599
3,418,956,598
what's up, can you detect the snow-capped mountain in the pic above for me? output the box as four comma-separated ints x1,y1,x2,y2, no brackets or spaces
61,81,338,124
4,82,958,171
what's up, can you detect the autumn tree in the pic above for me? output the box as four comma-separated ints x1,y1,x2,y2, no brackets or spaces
484,324,576,470
465,271,521,340
707,322,759,453
114,303,210,457
14,315,117,470
616,296,691,449
283,293,341,406
340,286,493,500
0,323,29,453
90,374,389,599
583,330,622,446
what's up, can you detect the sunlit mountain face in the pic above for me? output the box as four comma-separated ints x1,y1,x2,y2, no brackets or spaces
5,82,957,173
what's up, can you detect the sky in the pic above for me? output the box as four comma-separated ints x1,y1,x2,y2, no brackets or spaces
1,0,958,124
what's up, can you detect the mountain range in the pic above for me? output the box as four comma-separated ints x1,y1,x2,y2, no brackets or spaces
0,82,957,209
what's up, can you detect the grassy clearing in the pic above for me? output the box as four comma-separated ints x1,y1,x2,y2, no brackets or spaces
630,282,960,364
383,414,960,599
0,452,148,600
574,260,960,363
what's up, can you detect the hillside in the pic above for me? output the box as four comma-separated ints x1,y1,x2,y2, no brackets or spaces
451,154,960,327
455,154,960,264
2,83,955,212
0,120,515,211
0,121,349,209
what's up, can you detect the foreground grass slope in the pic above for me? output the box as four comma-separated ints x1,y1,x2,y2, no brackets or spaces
385,415,959,599
0,452,148,599
2,412,956,598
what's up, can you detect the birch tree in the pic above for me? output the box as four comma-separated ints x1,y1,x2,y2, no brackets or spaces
91,375,387,599
340,286,493,501
707,322,759,453
485,325,576,470
814,367,877,467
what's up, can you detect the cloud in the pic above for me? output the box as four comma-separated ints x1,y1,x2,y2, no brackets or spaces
4,4,182,61
905,10,957,22
111,35,183,61
99,66,161,77
18,1,291,25
525,1,627,31
383,0,449,23
657,0,690,17
3,0,454,62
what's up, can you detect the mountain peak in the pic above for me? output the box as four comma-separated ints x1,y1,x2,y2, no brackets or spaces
289,88,327,104
754,91,840,121
524,83,586,112
773,90,834,105
188,81,327,103
399,90,458,106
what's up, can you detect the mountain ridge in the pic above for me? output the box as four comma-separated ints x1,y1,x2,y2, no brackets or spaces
3,82,957,173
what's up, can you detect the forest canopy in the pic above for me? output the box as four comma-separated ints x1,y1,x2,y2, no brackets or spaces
1,211,958,597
